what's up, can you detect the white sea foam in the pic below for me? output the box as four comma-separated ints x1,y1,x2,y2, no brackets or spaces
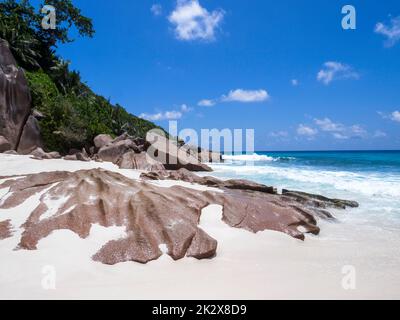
210,164,400,198
222,153,276,162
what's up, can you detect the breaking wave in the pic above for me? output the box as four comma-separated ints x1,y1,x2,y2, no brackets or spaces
222,153,293,162
210,164,400,198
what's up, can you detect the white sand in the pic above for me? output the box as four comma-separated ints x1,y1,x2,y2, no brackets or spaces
0,154,399,300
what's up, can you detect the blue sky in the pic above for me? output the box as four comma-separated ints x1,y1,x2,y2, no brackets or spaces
52,0,400,151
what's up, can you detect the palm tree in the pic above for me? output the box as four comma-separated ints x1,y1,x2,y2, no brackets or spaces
0,14,41,69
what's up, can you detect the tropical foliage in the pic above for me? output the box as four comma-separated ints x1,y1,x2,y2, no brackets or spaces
0,0,162,153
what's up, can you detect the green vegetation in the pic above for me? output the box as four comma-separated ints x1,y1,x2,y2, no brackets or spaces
0,0,162,153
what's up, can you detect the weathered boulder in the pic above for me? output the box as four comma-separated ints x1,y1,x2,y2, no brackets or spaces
0,39,32,151
282,189,359,209
186,228,218,259
17,115,44,154
0,168,359,264
141,168,276,193
0,135,11,152
117,151,165,171
30,147,61,160
0,220,12,240
3,150,17,155
0,169,218,264
76,148,90,162
146,132,212,172
97,139,139,163
200,150,223,163
190,146,223,163
64,154,78,161
141,169,359,229
93,134,113,149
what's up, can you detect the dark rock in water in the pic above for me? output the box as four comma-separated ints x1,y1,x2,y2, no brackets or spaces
281,189,359,209
17,115,44,154
93,134,113,149
0,39,33,151
0,135,11,152
117,151,165,171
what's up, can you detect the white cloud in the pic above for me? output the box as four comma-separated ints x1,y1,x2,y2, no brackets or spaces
374,16,400,47
379,110,400,123
198,99,216,107
317,61,359,85
291,79,299,86
314,118,345,132
199,88,270,106
140,104,190,121
373,130,387,138
314,118,368,140
151,4,162,16
350,125,367,138
313,117,367,139
180,104,191,112
168,0,224,41
269,131,289,138
391,110,400,122
297,124,318,137
140,111,182,121
221,89,270,103
332,133,349,140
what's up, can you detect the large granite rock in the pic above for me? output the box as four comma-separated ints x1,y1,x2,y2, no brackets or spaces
281,189,359,209
0,135,11,152
17,115,44,154
97,139,140,163
141,168,359,224
29,147,61,160
0,39,35,151
93,134,113,149
0,168,358,264
0,169,218,264
189,146,223,163
0,220,12,240
141,168,277,193
146,132,212,172
117,151,165,171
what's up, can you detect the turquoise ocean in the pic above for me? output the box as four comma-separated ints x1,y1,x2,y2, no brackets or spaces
209,151,400,233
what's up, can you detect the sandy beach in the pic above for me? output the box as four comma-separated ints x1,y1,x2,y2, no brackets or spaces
1,154,399,300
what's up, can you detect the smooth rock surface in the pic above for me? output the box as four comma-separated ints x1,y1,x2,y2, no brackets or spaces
17,115,44,154
117,151,165,171
0,39,32,150
0,135,11,152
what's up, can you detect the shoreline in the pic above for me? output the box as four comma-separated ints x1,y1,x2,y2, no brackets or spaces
0,154,399,299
